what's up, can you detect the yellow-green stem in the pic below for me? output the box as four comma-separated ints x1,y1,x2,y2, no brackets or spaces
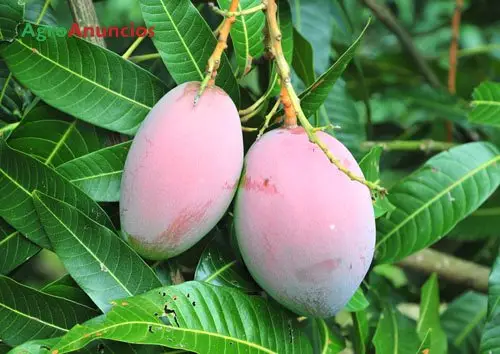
122,36,147,60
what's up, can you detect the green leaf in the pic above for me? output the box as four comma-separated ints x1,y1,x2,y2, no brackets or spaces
350,311,369,354
292,29,315,87
56,141,131,202
0,0,24,42
1,24,168,135
51,281,313,353
480,257,500,353
25,0,58,26
194,230,258,293
359,146,396,218
33,192,162,312
8,103,106,167
0,141,114,248
470,81,500,128
0,217,39,275
0,59,30,121
0,275,98,346
344,287,369,312
289,0,334,73
139,0,239,105
376,142,500,263
307,318,345,354
299,19,369,119
441,291,487,354
417,274,447,354
41,274,95,309
218,0,265,77
372,303,420,354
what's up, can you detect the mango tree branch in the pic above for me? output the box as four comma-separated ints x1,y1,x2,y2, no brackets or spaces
398,248,490,293
67,0,106,47
196,0,240,103
265,0,387,196
361,0,441,89
362,140,456,152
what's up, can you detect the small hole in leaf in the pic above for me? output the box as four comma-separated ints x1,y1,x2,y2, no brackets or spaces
192,301,196,307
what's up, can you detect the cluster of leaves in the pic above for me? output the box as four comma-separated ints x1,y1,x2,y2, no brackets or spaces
0,0,499,353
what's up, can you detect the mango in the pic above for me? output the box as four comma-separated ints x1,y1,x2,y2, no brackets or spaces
234,127,375,317
120,82,243,260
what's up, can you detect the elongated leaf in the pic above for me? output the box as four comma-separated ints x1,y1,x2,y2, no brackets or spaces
307,319,345,354
350,311,369,354
0,0,24,42
194,231,258,293
0,275,98,346
292,29,315,87
372,304,420,354
25,0,57,26
51,281,313,354
218,0,265,77
441,291,487,354
139,0,239,104
2,24,168,135
0,217,39,275
480,257,500,353
0,142,113,248
33,192,161,312
56,141,131,202
41,274,95,309
417,274,447,354
344,287,369,312
299,20,369,119
376,142,500,263
0,59,30,121
8,103,106,167
470,81,500,127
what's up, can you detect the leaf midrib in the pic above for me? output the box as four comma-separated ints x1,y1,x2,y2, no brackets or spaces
0,300,68,333
454,307,487,346
13,39,151,111
45,120,76,166
376,154,500,250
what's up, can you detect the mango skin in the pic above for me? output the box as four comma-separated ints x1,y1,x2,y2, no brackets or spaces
234,127,375,318
120,82,243,260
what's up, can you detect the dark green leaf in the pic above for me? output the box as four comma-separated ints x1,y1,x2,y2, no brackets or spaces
292,29,315,87
0,142,114,248
0,0,24,42
0,275,98,346
307,319,345,354
470,81,500,128
351,311,369,354
56,141,131,202
25,0,57,26
51,281,313,353
0,217,39,275
139,0,239,104
41,274,95,309
417,274,447,354
33,192,162,312
0,59,31,121
376,142,500,263
441,291,487,354
2,24,168,135
480,257,500,353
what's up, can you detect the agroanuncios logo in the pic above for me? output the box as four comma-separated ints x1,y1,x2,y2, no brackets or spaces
21,22,155,41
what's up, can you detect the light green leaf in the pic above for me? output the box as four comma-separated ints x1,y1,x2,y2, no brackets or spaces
376,142,500,263
470,81,500,128
344,287,369,312
0,217,39,275
218,0,265,77
51,281,313,353
56,141,131,202
0,0,24,42
480,257,500,353
2,24,168,135
139,0,239,104
441,291,487,354
8,103,106,167
307,318,345,354
417,274,447,354
33,192,162,312
0,141,114,248
372,304,420,354
0,275,98,347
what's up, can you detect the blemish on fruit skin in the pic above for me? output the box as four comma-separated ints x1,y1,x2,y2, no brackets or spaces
295,258,342,282
242,176,279,195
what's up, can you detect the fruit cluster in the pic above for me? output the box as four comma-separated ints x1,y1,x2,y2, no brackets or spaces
120,82,375,318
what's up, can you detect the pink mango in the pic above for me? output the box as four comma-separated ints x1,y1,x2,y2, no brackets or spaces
234,127,375,317
120,82,243,260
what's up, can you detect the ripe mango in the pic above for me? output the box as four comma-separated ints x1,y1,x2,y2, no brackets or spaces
234,127,375,317
120,82,243,260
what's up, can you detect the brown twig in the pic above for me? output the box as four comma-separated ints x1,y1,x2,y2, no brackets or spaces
361,0,441,89
446,0,464,142
196,0,239,102
398,248,490,293
67,0,106,47
265,0,386,196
